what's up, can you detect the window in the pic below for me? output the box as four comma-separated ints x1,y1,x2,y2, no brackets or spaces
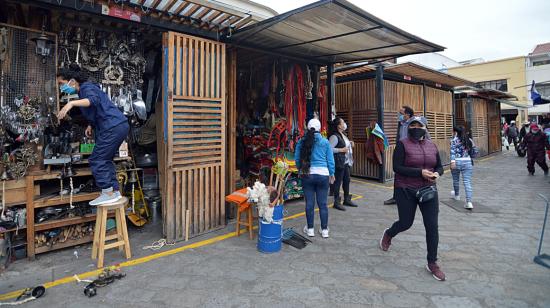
477,79,508,92
537,84,550,97
533,60,550,66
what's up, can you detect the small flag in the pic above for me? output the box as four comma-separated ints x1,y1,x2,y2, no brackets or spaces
531,80,550,105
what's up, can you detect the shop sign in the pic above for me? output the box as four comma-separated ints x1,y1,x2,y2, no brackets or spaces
403,75,412,81
101,4,141,23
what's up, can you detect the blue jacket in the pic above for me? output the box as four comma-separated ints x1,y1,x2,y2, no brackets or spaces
78,82,127,132
295,133,335,176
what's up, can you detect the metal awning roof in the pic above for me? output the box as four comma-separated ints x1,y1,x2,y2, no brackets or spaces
333,62,473,87
228,0,444,64
454,86,519,101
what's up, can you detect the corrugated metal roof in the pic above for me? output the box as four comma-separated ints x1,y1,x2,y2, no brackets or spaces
127,0,261,31
454,86,518,100
384,63,473,87
228,0,444,64
333,62,472,88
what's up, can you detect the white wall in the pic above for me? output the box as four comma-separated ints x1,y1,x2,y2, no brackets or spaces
526,56,550,115
397,53,461,72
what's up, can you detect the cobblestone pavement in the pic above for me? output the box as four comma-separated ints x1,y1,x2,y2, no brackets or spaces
2,151,550,307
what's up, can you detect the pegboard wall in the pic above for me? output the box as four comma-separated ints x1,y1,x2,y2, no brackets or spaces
0,23,58,114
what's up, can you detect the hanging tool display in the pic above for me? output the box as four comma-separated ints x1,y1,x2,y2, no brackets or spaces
58,25,147,117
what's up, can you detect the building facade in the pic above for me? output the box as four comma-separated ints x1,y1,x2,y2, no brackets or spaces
526,43,550,119
448,56,528,124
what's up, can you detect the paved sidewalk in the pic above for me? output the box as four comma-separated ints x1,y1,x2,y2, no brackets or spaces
2,151,550,307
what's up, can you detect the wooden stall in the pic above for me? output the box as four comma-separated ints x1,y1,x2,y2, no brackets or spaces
454,86,518,157
335,62,472,181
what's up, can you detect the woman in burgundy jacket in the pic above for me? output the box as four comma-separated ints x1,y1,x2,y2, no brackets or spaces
379,116,446,281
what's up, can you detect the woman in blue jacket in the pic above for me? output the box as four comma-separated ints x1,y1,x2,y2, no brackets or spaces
295,119,335,238
57,64,129,206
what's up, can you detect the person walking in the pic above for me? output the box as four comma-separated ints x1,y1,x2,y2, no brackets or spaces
379,116,446,281
295,119,335,238
329,117,357,211
450,126,475,210
507,121,519,149
519,121,530,143
384,106,414,205
522,123,549,176
57,64,129,206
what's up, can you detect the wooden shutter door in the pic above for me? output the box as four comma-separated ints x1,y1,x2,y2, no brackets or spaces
161,32,226,241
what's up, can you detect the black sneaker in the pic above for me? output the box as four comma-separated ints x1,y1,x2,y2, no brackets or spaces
343,198,358,207
333,199,346,211
384,198,396,205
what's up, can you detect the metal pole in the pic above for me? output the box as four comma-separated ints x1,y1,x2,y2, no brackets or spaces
376,65,385,183
537,194,549,256
451,91,456,127
327,63,335,120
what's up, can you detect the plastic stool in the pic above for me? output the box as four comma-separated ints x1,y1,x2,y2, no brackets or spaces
225,189,254,239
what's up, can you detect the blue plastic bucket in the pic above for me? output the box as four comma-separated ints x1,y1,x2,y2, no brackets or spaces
272,204,283,220
257,205,284,253
257,219,282,253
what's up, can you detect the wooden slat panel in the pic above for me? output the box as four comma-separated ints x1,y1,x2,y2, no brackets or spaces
173,139,222,146
175,171,182,239
172,157,221,167
183,37,188,96
194,38,199,97
163,32,226,240
183,170,188,238
384,145,396,181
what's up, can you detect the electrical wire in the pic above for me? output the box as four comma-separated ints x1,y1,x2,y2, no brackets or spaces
142,239,175,251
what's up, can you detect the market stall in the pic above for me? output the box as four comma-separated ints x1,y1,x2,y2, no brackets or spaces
0,0,446,261
334,62,472,181
454,86,517,156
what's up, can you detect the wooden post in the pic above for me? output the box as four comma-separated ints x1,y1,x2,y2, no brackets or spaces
452,91,456,127
25,175,35,259
422,83,427,117
375,65,385,183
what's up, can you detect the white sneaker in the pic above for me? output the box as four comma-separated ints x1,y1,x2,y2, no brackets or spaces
303,226,315,237
451,191,460,201
465,202,474,210
319,228,329,238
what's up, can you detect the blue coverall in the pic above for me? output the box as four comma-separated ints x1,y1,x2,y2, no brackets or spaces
78,82,129,191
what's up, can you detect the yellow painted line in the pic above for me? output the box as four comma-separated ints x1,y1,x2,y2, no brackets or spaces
0,194,364,301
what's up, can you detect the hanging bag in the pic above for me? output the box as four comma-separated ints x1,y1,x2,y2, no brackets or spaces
415,185,438,204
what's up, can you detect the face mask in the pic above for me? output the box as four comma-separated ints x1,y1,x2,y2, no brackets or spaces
398,114,405,122
409,128,426,140
60,80,77,95
342,122,348,131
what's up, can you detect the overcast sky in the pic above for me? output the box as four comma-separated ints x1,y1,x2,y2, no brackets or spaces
253,0,550,62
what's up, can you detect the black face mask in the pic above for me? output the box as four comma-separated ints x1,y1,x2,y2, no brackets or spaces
409,128,426,140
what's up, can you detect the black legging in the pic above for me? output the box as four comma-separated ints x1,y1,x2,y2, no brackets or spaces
387,187,439,263
333,165,351,201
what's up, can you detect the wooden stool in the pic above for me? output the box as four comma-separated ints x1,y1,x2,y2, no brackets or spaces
225,189,254,239
92,197,131,268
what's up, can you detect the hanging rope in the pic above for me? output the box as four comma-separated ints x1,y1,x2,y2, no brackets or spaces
294,64,306,139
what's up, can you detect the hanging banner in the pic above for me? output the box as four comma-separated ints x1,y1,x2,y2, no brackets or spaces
101,4,141,23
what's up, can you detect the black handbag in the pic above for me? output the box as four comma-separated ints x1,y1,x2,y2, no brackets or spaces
416,185,438,204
